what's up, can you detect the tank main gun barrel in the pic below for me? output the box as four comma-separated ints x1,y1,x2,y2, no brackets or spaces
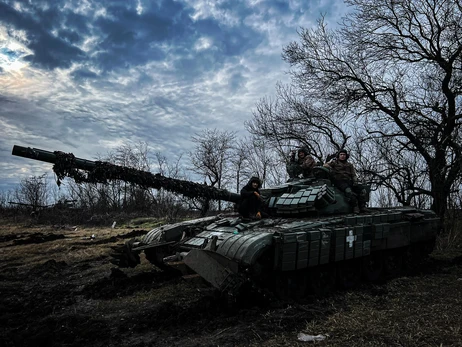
12,145,97,170
12,145,241,203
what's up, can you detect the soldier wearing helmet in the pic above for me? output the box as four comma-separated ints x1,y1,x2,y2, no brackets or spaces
324,149,369,213
286,147,316,179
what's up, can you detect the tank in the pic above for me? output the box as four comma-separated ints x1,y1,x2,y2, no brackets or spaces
12,145,441,300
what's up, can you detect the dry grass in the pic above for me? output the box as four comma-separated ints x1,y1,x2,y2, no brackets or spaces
437,213,462,251
0,225,119,267
1,221,461,347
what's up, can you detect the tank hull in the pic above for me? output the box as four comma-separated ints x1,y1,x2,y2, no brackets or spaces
118,207,439,299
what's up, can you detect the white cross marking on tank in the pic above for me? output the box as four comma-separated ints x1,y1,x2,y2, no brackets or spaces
346,230,357,248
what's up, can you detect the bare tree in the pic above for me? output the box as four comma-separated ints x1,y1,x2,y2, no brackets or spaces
66,181,98,209
64,141,156,213
14,174,49,210
190,129,236,212
246,83,352,164
152,151,190,221
236,136,288,188
351,132,432,208
230,139,249,193
255,0,462,218
110,141,153,211
0,189,13,209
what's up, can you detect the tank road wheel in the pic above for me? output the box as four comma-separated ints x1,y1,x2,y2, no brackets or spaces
384,249,404,279
337,259,362,289
307,265,336,296
362,252,384,282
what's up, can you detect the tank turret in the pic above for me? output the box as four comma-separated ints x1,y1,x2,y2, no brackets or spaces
12,145,440,301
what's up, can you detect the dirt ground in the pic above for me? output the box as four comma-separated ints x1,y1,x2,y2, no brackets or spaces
0,222,461,347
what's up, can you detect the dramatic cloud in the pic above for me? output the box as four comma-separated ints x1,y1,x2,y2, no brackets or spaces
0,0,348,192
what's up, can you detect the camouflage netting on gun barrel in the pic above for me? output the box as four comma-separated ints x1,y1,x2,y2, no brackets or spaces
52,151,237,201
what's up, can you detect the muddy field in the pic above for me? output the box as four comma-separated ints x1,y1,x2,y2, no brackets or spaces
0,222,461,347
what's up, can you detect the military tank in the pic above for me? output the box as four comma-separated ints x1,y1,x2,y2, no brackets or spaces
12,145,440,300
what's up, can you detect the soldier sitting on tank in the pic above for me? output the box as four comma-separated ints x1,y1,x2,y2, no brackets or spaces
286,147,316,180
324,149,369,213
238,176,263,219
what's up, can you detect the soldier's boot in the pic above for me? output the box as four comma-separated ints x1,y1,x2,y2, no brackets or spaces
358,188,369,213
345,188,359,213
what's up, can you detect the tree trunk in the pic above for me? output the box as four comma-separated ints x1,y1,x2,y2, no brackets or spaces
429,155,448,221
430,183,447,219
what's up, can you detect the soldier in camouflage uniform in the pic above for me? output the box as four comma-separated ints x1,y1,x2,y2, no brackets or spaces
324,149,368,213
286,147,316,179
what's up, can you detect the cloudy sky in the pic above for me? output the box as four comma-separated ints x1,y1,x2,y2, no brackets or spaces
0,0,348,192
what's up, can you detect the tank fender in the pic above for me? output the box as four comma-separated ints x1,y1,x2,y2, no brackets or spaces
215,232,274,266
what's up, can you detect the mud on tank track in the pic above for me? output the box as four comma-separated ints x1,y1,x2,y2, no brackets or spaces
0,224,461,347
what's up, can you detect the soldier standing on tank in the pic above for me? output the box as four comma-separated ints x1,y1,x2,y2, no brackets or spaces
324,149,369,213
286,147,316,179
238,176,263,219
